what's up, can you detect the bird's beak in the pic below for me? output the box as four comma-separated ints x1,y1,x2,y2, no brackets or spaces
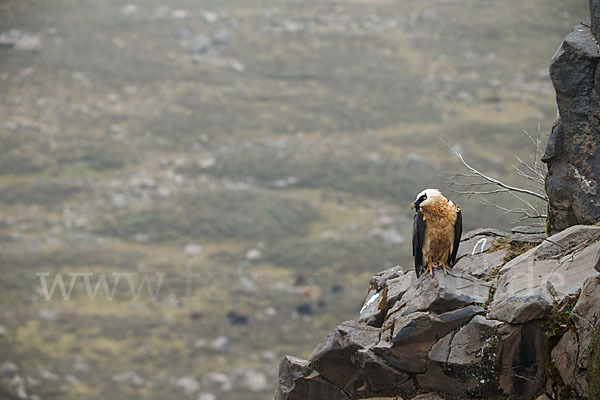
410,202,415,210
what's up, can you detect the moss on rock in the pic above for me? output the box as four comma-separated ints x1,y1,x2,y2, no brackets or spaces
588,324,600,400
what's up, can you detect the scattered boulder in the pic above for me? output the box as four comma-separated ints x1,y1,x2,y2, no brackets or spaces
0,361,18,378
172,376,200,394
213,28,230,45
190,34,212,53
112,370,145,386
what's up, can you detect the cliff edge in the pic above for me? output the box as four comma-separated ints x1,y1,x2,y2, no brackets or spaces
274,225,600,400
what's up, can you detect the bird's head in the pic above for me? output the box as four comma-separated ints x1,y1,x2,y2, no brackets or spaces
411,188,445,211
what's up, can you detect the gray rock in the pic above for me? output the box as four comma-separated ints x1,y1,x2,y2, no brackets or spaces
488,284,554,324
410,393,444,400
452,248,508,279
497,320,547,399
543,20,600,232
309,321,379,396
356,349,412,395
172,376,200,394
509,231,547,245
368,265,405,290
190,34,212,53
392,271,490,316
38,309,58,320
504,224,600,263
275,356,348,400
592,0,600,42
65,374,80,385
416,316,513,397
490,226,600,323
511,225,546,234
112,371,145,386
427,331,454,363
376,306,484,373
1,361,18,378
447,315,505,366
359,270,413,327
457,235,494,258
461,228,509,241
213,28,230,45
551,329,579,393
568,275,600,398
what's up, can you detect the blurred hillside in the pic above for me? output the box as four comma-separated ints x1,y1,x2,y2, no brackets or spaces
0,0,589,399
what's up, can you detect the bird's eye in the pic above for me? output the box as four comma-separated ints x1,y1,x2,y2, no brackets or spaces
420,194,427,201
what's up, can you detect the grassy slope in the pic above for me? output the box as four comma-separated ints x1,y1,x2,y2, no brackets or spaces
0,0,589,399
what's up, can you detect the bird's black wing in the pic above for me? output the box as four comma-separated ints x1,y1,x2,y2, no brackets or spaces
413,210,426,278
448,206,462,265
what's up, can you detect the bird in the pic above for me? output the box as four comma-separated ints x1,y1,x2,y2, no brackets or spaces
411,189,462,278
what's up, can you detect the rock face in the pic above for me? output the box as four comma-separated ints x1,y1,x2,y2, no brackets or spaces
274,226,600,400
543,1,600,233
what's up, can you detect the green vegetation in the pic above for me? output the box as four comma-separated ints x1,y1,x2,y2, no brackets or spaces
0,181,83,205
97,191,320,242
589,325,600,400
0,0,587,399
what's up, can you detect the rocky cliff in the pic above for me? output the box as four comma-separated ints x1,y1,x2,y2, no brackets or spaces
274,225,600,400
543,0,600,233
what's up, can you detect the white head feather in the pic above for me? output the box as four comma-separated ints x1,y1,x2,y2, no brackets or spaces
414,188,444,208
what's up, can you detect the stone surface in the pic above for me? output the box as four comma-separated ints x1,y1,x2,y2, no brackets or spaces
497,320,547,399
393,272,490,316
276,224,599,400
377,306,484,374
489,226,600,323
356,349,411,395
456,235,494,259
427,331,453,363
592,0,600,42
410,394,444,400
568,275,600,398
447,315,505,366
309,320,380,397
275,356,349,400
511,225,547,235
509,232,547,244
461,228,509,241
360,270,414,327
551,329,579,392
452,248,508,279
543,19,600,232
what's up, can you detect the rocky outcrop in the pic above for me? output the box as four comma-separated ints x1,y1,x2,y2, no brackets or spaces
274,226,600,400
543,0,600,233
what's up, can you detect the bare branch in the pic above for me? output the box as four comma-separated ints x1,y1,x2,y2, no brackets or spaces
437,128,549,222
454,152,548,201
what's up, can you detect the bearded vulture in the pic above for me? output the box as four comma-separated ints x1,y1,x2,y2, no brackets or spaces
411,189,462,277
